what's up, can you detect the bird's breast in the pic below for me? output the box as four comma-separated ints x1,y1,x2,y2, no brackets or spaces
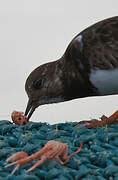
90,68,118,96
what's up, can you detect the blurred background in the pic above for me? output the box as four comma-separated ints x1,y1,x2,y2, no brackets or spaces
0,0,118,124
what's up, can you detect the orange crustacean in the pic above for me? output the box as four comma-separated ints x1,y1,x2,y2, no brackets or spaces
77,110,118,128
11,111,29,126
5,140,82,174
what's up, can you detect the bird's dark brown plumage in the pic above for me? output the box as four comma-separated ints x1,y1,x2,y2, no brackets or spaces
25,16,118,120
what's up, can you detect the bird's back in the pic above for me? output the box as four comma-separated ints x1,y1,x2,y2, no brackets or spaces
64,16,118,97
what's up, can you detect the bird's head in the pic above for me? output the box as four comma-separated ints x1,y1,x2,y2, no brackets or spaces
25,60,65,120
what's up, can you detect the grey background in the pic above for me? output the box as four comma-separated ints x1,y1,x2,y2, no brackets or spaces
0,0,118,124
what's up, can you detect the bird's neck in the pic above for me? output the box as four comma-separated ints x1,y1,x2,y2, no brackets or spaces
59,56,98,101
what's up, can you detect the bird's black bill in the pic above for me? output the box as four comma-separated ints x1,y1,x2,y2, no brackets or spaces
25,99,36,121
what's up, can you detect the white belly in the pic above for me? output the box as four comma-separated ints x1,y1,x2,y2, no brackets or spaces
90,69,118,95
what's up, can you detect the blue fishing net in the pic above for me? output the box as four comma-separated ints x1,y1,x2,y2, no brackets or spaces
0,120,118,180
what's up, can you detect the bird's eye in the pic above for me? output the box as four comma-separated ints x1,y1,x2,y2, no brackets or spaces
33,79,43,89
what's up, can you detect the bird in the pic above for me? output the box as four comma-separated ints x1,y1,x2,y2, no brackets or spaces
24,16,118,127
